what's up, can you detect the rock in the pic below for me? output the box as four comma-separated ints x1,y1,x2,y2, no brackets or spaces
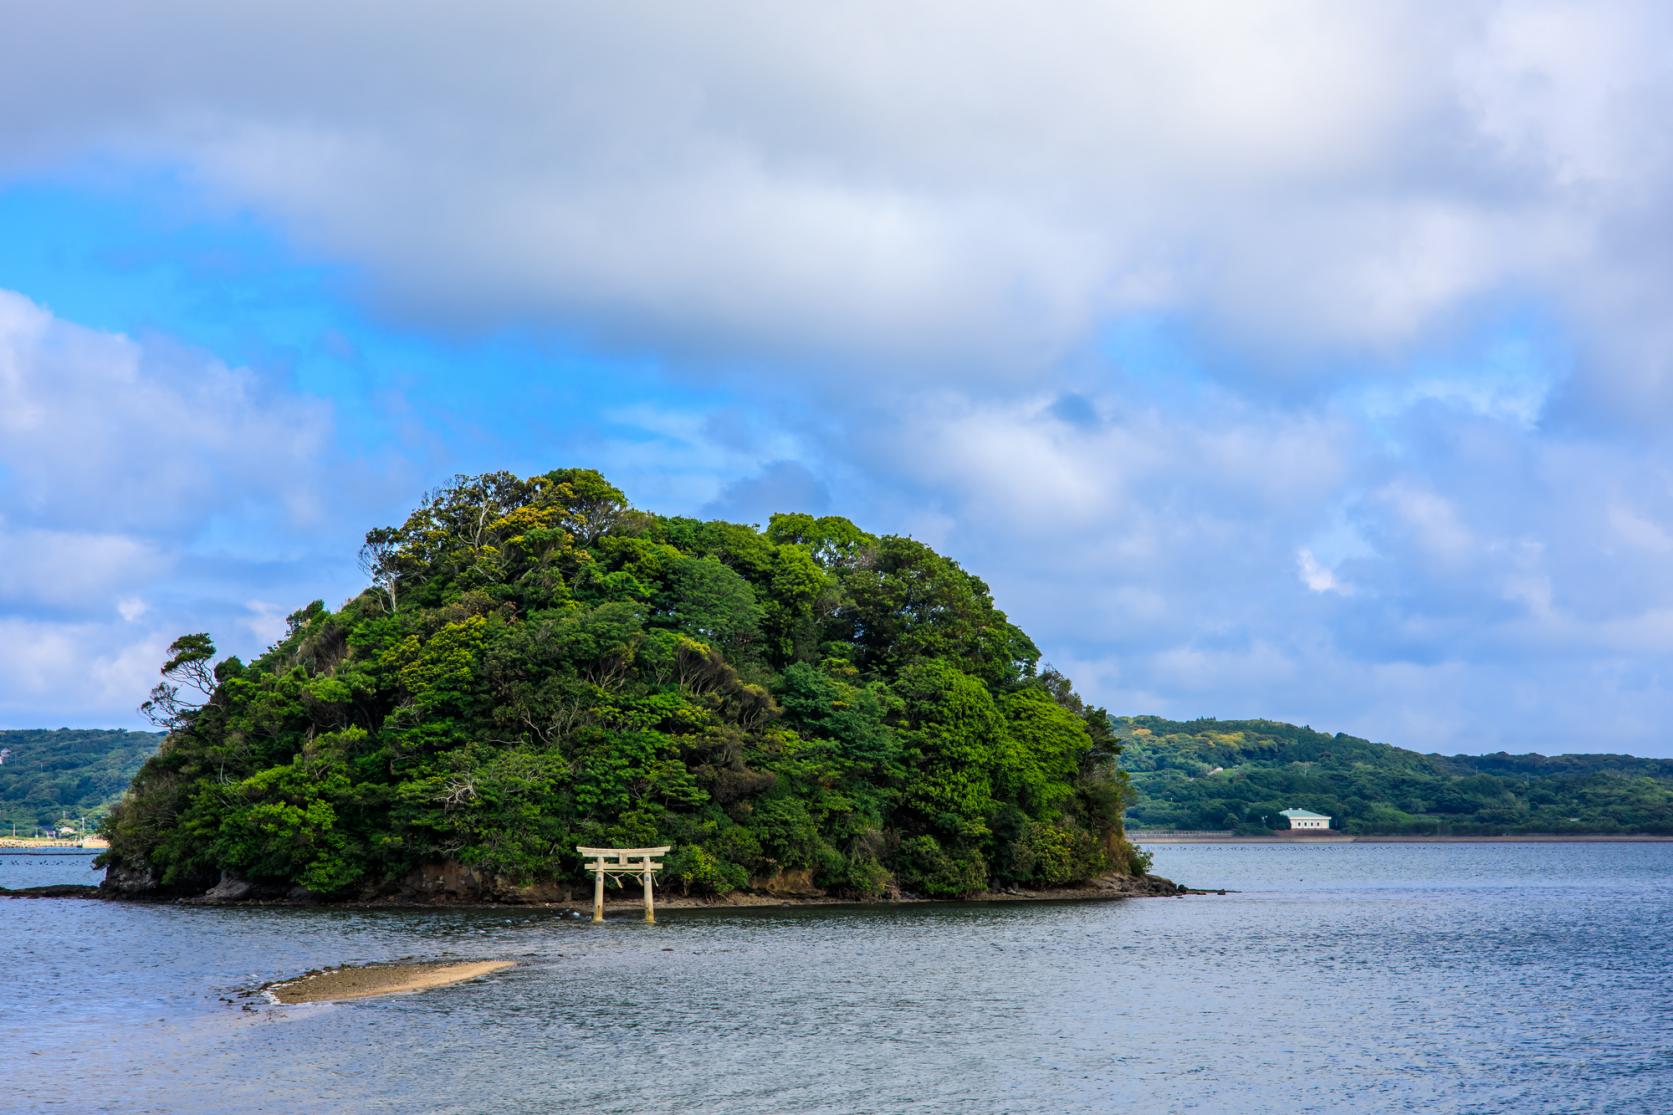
398,860,489,901
0,884,102,899
201,873,256,902
100,860,159,896
487,876,568,904
392,860,572,904
747,868,825,899
174,870,259,904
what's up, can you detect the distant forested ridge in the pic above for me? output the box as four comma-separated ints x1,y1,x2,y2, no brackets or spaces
1118,717,1673,834
103,469,1142,900
0,729,161,831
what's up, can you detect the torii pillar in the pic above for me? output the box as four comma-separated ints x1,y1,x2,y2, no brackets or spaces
576,846,670,923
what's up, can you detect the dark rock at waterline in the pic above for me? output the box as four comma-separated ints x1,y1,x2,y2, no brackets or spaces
205,873,256,902
89,855,1196,908
1129,873,1191,896
181,874,311,905
100,860,159,896
979,872,1190,902
0,883,103,899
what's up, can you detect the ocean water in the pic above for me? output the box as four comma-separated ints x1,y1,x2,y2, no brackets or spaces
3,842,1668,1114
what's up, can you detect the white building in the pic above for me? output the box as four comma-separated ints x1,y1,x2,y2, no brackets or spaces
1279,808,1331,831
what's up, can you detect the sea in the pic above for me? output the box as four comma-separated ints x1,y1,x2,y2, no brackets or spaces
3,841,1668,1114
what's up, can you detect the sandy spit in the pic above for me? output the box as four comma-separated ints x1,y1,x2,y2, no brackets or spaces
265,960,514,1004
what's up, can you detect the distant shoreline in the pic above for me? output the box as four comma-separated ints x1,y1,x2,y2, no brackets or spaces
1133,833,1673,844
0,837,108,850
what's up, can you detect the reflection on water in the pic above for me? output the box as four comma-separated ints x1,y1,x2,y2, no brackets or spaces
4,844,1670,1114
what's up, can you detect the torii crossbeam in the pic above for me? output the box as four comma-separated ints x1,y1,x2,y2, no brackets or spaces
576,846,671,924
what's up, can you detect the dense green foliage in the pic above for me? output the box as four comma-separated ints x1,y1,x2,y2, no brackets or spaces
1120,717,1673,834
104,469,1138,898
0,729,161,832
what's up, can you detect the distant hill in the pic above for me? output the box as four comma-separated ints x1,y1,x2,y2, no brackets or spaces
0,729,162,833
1116,717,1673,835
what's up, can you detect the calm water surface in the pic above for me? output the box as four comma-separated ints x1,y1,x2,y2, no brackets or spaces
3,843,1669,1113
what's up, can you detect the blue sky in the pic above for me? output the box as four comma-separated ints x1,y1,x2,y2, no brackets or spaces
4,2,1673,757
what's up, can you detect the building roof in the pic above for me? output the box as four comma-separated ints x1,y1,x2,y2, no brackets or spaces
1278,809,1330,819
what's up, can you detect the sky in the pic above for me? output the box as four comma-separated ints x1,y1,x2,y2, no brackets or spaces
3,2,1673,756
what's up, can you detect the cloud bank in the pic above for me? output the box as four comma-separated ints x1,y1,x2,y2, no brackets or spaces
3,3,1673,753
2,3,1669,393
0,290,345,724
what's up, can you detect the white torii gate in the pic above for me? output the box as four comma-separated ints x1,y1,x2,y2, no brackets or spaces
576,845,670,924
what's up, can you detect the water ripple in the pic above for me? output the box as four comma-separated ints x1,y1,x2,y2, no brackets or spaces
3,843,1669,1114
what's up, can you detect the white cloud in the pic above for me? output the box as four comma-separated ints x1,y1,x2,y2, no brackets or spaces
0,290,330,534
1608,504,1673,555
1297,549,1350,595
772,373,1673,754
2,2,1672,402
1149,641,1298,695
0,291,347,724
6,4,1673,752
0,524,166,611
0,618,166,725
240,601,289,647
1367,483,1478,568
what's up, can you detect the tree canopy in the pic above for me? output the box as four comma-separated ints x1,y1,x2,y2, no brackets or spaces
103,468,1140,899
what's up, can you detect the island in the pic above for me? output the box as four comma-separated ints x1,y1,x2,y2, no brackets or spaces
99,468,1173,906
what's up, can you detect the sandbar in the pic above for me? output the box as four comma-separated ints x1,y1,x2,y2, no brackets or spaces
266,960,514,1003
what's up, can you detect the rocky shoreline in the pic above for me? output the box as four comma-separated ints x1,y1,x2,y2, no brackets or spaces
4,867,1199,908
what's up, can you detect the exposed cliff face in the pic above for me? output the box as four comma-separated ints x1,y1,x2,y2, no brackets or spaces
390,861,573,905
748,867,823,898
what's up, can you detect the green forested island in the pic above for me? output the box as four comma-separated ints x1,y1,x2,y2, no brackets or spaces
0,729,161,832
82,469,1673,900
103,469,1144,900
1119,717,1673,834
